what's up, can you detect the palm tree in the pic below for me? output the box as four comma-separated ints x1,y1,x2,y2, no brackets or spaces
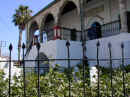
12,5,32,60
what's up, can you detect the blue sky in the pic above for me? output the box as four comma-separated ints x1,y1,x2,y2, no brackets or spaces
0,0,54,59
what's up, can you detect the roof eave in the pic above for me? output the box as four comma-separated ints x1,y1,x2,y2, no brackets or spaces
27,0,60,24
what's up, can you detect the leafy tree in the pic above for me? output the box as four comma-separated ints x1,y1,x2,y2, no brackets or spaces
1,64,130,97
11,75,23,96
0,70,8,97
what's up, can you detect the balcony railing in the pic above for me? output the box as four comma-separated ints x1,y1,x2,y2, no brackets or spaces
25,20,121,56
101,20,121,37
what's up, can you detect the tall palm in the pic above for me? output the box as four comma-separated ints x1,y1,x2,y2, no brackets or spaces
12,5,32,60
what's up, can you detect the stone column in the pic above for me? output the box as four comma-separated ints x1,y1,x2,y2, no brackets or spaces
39,20,45,43
39,30,43,43
119,0,128,32
104,0,112,23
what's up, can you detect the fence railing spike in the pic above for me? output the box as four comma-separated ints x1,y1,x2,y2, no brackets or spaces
96,41,100,47
121,42,124,48
66,40,70,47
22,43,25,49
9,43,13,51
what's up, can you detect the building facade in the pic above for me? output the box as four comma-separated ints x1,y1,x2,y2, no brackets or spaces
25,0,130,72
26,0,129,46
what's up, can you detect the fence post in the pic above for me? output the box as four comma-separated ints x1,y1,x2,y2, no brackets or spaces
36,42,41,97
121,43,126,97
96,41,100,97
66,40,71,97
82,42,86,97
108,42,113,97
22,43,26,97
9,44,13,97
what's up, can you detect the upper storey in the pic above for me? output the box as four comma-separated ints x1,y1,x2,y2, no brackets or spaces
25,0,129,47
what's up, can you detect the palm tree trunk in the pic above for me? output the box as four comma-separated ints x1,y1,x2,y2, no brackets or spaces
119,0,128,32
18,29,22,61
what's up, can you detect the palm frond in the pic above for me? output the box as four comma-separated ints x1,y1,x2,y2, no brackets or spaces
12,5,32,30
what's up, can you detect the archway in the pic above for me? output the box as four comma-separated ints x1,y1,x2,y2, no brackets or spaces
59,1,80,41
41,13,55,41
29,21,39,43
88,22,102,40
35,52,49,74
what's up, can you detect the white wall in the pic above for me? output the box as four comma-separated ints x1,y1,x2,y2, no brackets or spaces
25,40,57,71
87,33,130,68
25,40,83,68
25,33,130,84
0,57,21,79
26,33,130,68
55,40,82,67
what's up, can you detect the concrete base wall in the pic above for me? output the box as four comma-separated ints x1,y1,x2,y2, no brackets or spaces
25,33,130,68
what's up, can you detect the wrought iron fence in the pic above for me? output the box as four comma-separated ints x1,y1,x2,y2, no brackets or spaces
2,19,129,97
0,40,130,97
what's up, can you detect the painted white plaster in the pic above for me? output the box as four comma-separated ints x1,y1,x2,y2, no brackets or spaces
26,33,130,68
87,33,130,68
25,33,130,84
0,57,21,79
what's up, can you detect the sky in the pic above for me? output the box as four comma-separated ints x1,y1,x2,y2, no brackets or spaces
0,0,54,59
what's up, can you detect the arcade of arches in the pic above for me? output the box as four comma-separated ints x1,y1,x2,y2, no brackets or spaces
28,0,128,46
28,1,81,45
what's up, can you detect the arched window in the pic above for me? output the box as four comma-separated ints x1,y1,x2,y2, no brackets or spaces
61,1,77,15
59,1,79,40
29,21,39,43
88,22,102,40
41,13,55,41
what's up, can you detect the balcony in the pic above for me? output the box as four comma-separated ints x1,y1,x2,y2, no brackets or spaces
101,20,121,37
25,20,121,57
